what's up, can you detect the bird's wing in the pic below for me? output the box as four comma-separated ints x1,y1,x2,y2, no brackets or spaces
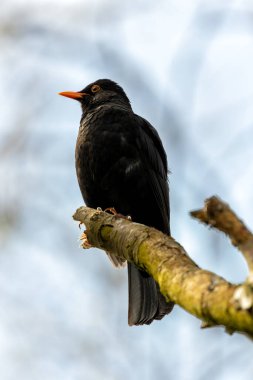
91,107,170,233
134,115,170,234
128,115,173,324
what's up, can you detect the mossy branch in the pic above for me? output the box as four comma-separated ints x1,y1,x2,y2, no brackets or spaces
73,196,253,339
191,196,253,281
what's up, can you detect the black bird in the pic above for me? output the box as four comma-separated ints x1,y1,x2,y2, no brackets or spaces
59,79,174,325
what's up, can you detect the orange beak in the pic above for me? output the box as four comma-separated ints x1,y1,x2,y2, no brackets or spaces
58,91,88,100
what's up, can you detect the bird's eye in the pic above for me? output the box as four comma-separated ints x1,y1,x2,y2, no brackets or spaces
91,84,101,93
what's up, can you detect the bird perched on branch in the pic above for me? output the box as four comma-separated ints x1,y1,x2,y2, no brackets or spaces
59,79,173,325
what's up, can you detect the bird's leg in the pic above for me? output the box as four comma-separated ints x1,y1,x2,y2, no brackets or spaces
104,207,132,221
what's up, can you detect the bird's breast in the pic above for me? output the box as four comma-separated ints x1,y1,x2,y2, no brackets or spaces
75,107,137,201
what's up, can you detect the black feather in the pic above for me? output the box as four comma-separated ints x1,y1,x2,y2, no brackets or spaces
72,79,174,325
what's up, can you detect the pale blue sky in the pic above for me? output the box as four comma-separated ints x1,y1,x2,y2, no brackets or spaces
1,1,253,379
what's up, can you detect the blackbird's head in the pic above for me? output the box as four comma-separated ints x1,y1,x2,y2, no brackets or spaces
59,79,131,112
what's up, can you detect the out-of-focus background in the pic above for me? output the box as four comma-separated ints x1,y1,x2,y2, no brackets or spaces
1,0,253,379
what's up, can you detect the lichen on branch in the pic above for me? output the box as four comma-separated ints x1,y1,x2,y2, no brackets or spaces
73,197,253,339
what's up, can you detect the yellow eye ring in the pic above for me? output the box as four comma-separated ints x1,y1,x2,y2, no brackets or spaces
91,84,101,93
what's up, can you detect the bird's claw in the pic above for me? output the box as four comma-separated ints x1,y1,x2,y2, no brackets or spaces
80,231,92,249
104,207,132,221
104,207,117,215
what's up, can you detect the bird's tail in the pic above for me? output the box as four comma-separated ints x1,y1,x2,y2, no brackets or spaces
127,263,174,326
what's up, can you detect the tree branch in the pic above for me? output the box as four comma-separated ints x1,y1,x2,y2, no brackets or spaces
191,196,253,280
73,197,253,338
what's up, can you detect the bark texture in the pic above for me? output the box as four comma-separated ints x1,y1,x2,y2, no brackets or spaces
73,197,253,338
